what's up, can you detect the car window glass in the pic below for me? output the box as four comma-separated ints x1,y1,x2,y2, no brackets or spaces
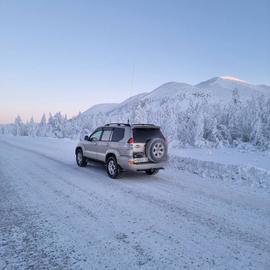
111,128,125,142
133,128,164,143
90,130,102,141
101,129,112,141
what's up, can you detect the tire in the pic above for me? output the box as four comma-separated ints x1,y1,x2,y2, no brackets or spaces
76,148,87,167
106,156,120,179
145,169,159,175
146,138,167,163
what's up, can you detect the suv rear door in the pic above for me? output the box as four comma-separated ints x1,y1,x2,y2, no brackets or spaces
132,127,165,161
95,127,113,161
108,127,126,155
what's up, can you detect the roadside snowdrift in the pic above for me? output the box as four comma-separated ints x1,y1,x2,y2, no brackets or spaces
170,148,270,192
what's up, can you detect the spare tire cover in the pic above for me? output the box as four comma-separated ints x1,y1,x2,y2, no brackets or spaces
146,138,167,163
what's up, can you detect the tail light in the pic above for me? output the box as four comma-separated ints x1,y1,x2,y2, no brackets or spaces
127,137,134,145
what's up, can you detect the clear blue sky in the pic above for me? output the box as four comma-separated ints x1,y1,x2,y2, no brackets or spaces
0,0,269,123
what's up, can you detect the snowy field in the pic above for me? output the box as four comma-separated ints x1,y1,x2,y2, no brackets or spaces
0,135,270,269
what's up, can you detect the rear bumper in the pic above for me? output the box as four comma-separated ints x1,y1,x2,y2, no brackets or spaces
118,156,167,171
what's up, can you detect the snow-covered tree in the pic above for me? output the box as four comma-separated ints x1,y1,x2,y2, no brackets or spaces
14,116,26,136
36,114,47,137
47,112,66,138
27,116,36,137
2,89,270,150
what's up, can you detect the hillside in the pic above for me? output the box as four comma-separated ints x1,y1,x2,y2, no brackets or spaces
2,76,270,149
80,76,270,120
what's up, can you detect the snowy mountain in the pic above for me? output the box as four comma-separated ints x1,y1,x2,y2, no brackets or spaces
79,76,269,119
196,76,270,102
108,76,267,111
2,76,270,149
81,103,118,116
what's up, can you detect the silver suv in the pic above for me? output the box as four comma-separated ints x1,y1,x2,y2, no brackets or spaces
75,123,168,178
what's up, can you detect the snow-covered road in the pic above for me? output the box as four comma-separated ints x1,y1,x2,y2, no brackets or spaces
0,136,269,270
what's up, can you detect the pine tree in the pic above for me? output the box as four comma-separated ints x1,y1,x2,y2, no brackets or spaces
28,116,36,137
14,116,25,136
37,114,47,137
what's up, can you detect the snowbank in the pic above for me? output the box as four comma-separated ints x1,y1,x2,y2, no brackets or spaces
169,151,270,192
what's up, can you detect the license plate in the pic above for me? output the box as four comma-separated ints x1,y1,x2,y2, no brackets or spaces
134,157,148,163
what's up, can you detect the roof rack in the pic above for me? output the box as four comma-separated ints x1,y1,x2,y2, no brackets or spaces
131,123,159,127
104,123,130,127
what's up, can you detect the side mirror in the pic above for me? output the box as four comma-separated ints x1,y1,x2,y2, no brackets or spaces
84,135,89,141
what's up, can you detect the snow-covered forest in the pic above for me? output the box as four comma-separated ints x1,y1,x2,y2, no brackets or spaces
1,77,270,149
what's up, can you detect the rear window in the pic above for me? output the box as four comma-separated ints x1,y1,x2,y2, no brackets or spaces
101,129,112,141
133,128,164,143
111,128,125,142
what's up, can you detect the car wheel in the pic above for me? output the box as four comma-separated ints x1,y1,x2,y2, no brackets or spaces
76,149,87,167
145,169,159,175
146,138,167,163
106,156,120,179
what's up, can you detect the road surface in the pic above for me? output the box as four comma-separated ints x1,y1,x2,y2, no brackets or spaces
0,136,269,269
